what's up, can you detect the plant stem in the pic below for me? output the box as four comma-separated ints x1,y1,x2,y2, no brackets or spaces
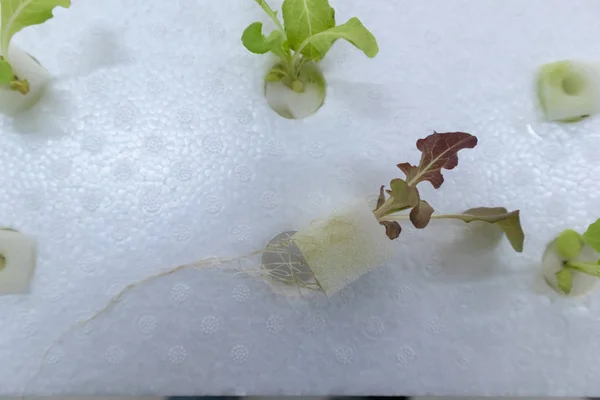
292,31,323,67
565,261,600,277
290,49,314,80
295,57,309,78
372,198,397,220
284,56,296,84
377,214,409,221
290,53,302,77
256,0,286,37
291,79,304,93
10,79,29,94
253,1,300,86
379,213,466,222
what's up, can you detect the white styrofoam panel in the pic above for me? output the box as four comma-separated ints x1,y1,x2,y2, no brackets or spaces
1,0,600,396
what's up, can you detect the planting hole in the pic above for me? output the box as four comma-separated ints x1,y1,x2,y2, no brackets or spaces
264,63,326,120
562,71,585,96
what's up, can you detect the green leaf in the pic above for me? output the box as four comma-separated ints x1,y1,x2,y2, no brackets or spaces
282,0,335,58
398,132,478,189
555,268,572,295
410,200,434,229
373,179,420,219
242,23,289,61
0,59,14,84
555,229,583,260
374,185,386,211
296,17,379,61
445,207,525,253
388,178,420,211
266,30,290,62
265,64,287,82
1,0,71,60
242,22,273,54
583,218,600,253
254,0,285,33
567,261,600,278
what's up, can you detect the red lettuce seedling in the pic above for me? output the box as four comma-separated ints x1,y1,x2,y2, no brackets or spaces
373,131,525,253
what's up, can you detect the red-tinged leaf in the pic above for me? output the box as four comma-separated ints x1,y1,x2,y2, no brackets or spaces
410,200,434,229
398,131,478,189
380,221,402,240
375,185,386,211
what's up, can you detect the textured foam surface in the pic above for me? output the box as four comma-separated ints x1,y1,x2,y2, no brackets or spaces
1,0,600,396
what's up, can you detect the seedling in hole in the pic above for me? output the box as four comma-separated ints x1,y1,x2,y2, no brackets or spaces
545,220,600,296
0,0,70,115
241,0,378,118
373,131,525,252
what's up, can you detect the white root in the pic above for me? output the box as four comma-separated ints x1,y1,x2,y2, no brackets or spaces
27,251,261,391
258,231,322,298
28,203,393,385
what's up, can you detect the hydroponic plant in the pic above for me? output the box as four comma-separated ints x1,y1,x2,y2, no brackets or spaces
35,132,526,363
270,131,525,296
537,60,600,122
242,0,378,119
0,0,70,115
372,132,524,249
544,220,600,296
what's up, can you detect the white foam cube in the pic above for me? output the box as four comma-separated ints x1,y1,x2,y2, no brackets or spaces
0,230,36,295
292,200,393,296
0,45,51,116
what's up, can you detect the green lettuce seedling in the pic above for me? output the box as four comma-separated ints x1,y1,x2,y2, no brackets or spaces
241,0,378,94
551,221,600,295
0,0,70,95
373,131,525,252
